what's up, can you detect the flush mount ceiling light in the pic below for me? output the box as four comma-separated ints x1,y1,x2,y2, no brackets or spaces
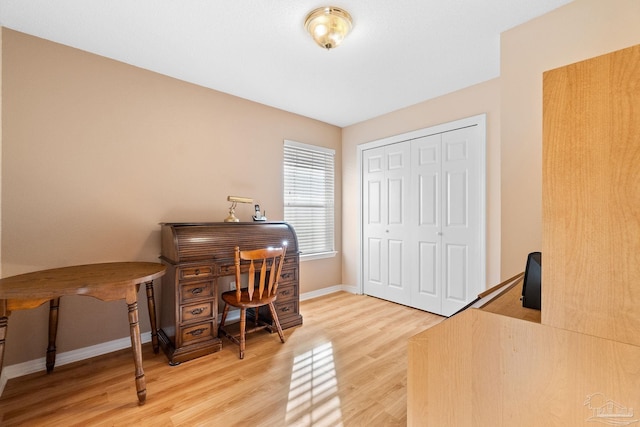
304,6,353,50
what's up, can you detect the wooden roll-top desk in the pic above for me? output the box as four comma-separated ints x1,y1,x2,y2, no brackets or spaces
158,222,303,365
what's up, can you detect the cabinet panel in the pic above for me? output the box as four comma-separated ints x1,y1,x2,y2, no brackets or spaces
542,44,640,346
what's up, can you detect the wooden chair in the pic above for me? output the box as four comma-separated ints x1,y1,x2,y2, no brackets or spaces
218,245,287,359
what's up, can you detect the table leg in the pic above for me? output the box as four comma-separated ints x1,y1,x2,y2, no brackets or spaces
127,293,147,404
144,281,159,354
46,298,60,373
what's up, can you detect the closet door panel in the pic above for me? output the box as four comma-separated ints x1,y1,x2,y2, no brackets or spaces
443,243,468,302
418,241,438,296
418,171,438,225
367,237,382,284
388,177,404,224
446,170,468,227
388,239,404,289
367,180,382,224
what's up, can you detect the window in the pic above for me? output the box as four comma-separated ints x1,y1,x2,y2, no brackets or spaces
284,140,336,259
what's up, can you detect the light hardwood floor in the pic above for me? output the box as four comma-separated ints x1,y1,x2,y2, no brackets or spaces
0,292,443,426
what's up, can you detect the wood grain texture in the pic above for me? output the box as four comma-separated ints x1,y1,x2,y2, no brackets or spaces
542,44,640,346
0,262,166,303
409,309,640,426
0,292,443,426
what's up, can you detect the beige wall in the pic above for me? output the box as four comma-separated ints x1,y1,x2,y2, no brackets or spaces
341,79,502,289
1,29,342,365
500,0,640,277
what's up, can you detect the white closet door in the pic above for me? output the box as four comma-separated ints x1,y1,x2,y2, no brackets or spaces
440,126,484,316
410,134,443,314
362,142,411,305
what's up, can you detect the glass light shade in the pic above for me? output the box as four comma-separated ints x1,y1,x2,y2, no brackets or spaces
304,7,352,50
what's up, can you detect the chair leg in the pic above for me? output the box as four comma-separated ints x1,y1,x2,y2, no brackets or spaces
219,304,230,336
239,308,247,359
268,303,285,344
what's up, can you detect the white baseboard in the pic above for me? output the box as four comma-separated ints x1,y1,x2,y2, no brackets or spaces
300,284,358,301
0,285,358,395
0,331,152,396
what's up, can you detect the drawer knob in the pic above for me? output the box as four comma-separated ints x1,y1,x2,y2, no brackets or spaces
188,328,206,336
191,287,203,295
195,269,200,275
282,306,291,312
281,290,291,296
191,308,204,315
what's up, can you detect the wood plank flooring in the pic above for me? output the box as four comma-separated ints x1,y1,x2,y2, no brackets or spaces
0,292,443,426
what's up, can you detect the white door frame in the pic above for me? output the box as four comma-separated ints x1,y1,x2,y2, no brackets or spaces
357,114,487,300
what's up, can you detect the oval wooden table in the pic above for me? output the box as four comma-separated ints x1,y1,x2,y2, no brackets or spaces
0,262,166,404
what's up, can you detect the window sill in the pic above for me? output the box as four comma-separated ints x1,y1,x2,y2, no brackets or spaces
300,251,338,262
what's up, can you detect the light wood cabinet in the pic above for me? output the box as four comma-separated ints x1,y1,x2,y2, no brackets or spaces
541,44,640,346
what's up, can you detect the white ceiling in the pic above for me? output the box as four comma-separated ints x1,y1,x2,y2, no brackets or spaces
0,0,573,127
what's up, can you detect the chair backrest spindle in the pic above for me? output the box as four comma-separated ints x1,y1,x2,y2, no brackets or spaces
234,246,242,302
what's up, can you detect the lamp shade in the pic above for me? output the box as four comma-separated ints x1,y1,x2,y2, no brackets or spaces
304,7,353,50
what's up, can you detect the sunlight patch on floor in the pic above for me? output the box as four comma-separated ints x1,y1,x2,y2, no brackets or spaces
285,342,343,427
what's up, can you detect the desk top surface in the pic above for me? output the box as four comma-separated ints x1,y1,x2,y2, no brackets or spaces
0,262,166,300
479,278,541,323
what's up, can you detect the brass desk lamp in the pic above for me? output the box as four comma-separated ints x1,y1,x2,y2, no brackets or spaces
224,196,253,222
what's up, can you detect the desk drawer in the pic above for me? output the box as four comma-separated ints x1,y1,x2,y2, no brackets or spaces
279,267,297,284
181,301,214,323
276,283,298,301
180,321,216,345
180,280,214,302
282,255,298,268
274,299,298,319
179,264,214,281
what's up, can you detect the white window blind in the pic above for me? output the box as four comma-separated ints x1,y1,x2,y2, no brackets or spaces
284,140,335,257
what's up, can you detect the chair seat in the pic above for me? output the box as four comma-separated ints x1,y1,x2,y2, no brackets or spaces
221,288,277,309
